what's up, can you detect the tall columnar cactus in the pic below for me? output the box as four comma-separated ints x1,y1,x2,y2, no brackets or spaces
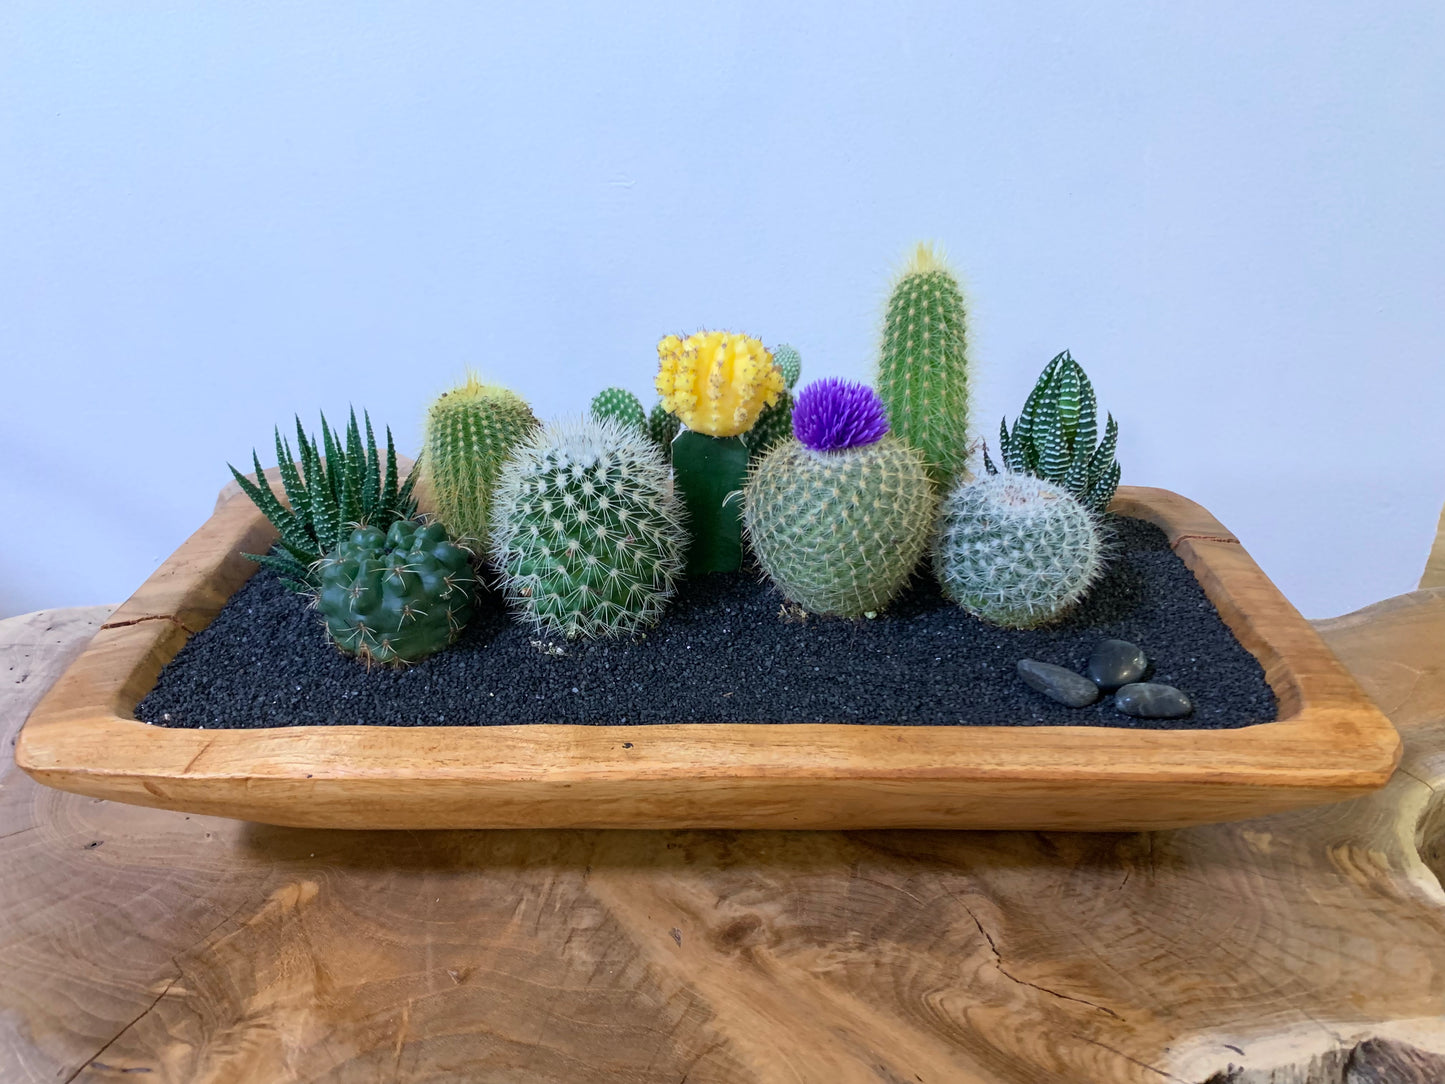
489,417,687,640
656,330,785,573
420,376,538,550
984,349,1120,514
934,474,1104,629
228,409,416,593
316,519,476,666
590,387,649,436
876,243,972,486
744,379,936,617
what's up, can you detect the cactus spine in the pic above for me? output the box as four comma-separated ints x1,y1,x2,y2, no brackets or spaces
420,376,538,550
934,474,1104,629
744,380,935,617
316,519,476,665
489,417,687,640
876,243,972,486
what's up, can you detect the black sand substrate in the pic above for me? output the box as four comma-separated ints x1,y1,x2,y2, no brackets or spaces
138,517,1277,731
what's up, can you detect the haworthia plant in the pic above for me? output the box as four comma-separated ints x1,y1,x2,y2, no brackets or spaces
983,350,1121,514
227,409,417,592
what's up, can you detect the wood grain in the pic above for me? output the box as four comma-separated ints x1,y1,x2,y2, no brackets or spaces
2,589,1443,1082
1421,497,1445,590
13,486,1401,830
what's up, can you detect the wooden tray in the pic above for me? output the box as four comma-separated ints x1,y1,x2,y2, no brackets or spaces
14,486,1400,830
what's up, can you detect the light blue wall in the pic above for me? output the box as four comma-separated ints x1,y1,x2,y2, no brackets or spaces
3,2,1442,619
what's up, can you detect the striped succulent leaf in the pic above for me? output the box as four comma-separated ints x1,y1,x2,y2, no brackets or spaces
981,351,1120,514
227,408,418,594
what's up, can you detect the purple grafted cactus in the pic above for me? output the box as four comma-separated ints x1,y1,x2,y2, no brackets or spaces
791,378,890,452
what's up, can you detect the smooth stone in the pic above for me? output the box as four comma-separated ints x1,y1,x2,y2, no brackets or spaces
1114,682,1193,719
1086,638,1149,690
1016,659,1101,708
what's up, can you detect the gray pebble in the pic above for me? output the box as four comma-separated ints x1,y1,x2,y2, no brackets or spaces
1087,638,1149,690
1115,682,1193,719
1017,659,1101,708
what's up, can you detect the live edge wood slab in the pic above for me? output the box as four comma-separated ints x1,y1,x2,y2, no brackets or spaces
14,486,1400,831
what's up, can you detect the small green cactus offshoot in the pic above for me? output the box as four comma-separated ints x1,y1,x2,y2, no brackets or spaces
490,417,687,640
934,474,1105,629
420,376,539,551
228,409,417,593
648,401,680,455
316,519,476,666
772,343,803,389
745,344,801,461
983,350,1120,515
876,244,973,487
590,387,650,436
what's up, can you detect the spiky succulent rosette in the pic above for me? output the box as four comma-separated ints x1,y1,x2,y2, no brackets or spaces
934,474,1104,629
655,331,784,437
489,417,687,640
744,381,935,617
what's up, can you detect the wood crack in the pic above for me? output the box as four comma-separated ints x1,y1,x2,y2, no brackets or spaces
100,614,195,634
62,973,178,1083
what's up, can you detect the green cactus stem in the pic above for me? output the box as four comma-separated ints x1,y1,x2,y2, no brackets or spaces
876,243,972,486
590,387,649,436
671,429,750,574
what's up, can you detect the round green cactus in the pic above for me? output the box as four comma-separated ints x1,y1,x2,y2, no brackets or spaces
590,387,649,436
876,243,972,487
772,343,803,389
316,520,476,666
744,436,936,617
934,474,1104,629
489,417,687,640
420,376,539,550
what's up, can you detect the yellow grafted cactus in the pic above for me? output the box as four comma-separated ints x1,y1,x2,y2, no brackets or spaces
655,331,784,438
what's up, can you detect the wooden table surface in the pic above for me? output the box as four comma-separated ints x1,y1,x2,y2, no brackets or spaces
3,589,1444,1084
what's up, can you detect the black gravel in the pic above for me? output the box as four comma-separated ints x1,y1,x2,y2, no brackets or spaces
138,517,1277,730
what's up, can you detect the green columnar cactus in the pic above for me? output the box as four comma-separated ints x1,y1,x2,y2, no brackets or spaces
875,243,972,486
744,389,794,460
228,409,416,593
420,376,539,550
983,350,1120,514
671,429,750,573
745,445,934,617
934,474,1104,629
316,519,476,666
590,387,649,436
489,417,687,640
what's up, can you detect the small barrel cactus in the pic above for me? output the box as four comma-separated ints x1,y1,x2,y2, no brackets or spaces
876,243,972,487
772,343,803,389
316,520,477,666
744,379,936,617
489,417,687,640
590,387,649,436
655,330,784,438
934,474,1104,629
420,376,539,550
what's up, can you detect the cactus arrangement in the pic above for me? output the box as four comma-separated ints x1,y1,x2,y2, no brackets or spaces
316,519,477,665
419,376,539,550
876,243,973,487
984,350,1120,514
934,474,1105,629
229,409,417,592
656,330,786,573
489,417,687,640
218,241,1130,678
745,379,935,617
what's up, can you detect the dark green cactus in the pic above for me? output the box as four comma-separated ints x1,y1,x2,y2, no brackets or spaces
228,409,416,593
745,389,795,460
983,350,1120,514
316,519,476,666
647,402,680,462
